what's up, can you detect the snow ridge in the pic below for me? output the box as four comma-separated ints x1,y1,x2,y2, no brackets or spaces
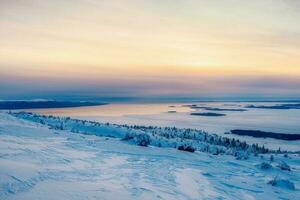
10,112,284,158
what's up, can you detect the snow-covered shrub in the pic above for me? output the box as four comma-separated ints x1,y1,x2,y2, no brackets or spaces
277,161,291,171
259,162,272,170
270,155,274,162
268,178,295,190
178,145,185,151
235,151,249,160
185,146,195,152
135,133,150,147
57,122,64,130
177,145,195,153
209,146,220,155
122,132,134,141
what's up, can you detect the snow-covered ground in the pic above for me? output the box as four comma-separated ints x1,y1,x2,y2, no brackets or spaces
0,111,299,200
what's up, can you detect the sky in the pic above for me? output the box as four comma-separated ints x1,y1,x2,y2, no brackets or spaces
1,0,300,101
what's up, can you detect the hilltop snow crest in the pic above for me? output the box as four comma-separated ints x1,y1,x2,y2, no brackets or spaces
10,111,284,158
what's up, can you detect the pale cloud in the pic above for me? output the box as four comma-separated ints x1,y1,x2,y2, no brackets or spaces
0,0,299,99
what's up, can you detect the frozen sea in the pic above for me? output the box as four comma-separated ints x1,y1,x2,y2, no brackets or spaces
28,102,300,151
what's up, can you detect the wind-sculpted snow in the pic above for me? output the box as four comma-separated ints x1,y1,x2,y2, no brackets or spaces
11,111,276,157
1,111,299,200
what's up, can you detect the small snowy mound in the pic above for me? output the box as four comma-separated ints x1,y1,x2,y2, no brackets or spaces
268,178,295,190
135,133,151,147
258,162,272,170
277,161,291,171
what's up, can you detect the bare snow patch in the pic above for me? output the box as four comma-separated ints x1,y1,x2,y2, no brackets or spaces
175,168,217,199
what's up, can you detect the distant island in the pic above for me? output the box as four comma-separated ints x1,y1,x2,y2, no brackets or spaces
167,111,177,113
185,105,247,112
204,107,246,111
190,112,226,117
229,129,300,141
246,103,300,110
196,107,246,112
0,101,107,110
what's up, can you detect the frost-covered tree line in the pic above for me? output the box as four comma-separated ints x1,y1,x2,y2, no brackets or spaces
10,111,289,159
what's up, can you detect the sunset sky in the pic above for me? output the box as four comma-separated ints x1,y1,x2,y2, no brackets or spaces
1,0,300,100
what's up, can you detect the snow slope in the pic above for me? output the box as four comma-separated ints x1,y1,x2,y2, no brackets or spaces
0,111,299,200
11,112,278,156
